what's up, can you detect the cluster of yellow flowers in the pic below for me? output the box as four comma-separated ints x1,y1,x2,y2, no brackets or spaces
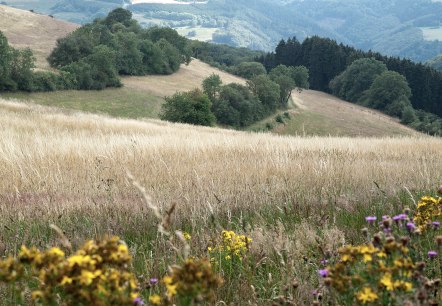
323,237,415,304
150,257,223,305
208,230,252,260
414,196,442,232
320,187,442,305
0,236,141,305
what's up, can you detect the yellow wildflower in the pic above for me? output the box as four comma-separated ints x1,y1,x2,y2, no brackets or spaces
363,254,372,263
356,287,378,303
149,294,162,305
380,272,394,291
183,232,191,241
79,270,101,286
31,290,44,301
60,276,73,285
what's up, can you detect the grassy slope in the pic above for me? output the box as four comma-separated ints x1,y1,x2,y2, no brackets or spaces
249,90,418,137
2,59,245,119
0,4,79,70
0,5,245,119
0,4,418,137
0,99,441,303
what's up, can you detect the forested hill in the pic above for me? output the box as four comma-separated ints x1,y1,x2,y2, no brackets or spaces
259,36,442,118
4,0,442,62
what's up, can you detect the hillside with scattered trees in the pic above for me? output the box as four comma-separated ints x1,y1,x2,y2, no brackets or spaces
257,36,442,135
4,0,442,62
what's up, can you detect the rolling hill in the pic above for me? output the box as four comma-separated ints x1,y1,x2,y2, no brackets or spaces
4,0,442,62
0,5,420,137
0,4,78,70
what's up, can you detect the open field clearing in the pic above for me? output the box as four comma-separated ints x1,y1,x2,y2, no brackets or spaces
249,90,418,137
3,59,245,119
420,26,442,41
1,98,441,223
0,99,441,304
0,4,78,70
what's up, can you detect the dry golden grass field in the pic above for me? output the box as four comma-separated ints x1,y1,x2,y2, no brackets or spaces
0,4,78,70
1,98,441,222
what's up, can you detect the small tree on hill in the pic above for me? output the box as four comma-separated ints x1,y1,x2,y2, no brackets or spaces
202,74,222,102
269,64,309,106
364,71,412,117
160,89,216,126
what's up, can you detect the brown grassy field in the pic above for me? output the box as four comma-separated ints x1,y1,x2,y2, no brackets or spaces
1,98,440,221
123,59,245,96
253,90,418,137
1,99,441,304
0,4,79,70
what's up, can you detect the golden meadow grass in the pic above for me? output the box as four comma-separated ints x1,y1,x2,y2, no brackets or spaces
1,99,440,217
1,98,442,304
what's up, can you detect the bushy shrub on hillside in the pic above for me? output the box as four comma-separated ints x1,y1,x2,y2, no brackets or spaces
48,8,192,90
160,89,216,126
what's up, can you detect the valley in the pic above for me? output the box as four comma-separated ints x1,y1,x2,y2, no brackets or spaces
0,5,441,305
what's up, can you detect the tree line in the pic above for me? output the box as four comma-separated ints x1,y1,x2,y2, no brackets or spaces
257,36,442,135
258,36,442,117
160,64,309,128
0,8,192,93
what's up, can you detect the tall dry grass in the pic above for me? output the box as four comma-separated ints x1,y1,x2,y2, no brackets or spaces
1,99,442,304
1,98,441,222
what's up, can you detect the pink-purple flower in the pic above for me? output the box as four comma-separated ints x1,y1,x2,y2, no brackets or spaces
133,297,145,305
428,250,438,259
149,278,158,285
318,269,329,277
432,221,440,229
365,216,377,224
392,214,407,221
406,222,416,231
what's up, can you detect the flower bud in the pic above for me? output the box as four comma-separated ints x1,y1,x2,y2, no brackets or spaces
435,235,442,247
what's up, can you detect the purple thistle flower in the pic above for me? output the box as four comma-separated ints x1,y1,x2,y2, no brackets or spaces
428,250,438,259
406,222,416,231
382,215,389,220
392,214,407,221
133,297,145,305
320,259,328,265
318,269,329,277
433,221,441,229
312,290,318,297
149,278,158,285
365,216,377,223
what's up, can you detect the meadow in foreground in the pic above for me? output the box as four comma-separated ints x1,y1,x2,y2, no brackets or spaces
0,99,441,304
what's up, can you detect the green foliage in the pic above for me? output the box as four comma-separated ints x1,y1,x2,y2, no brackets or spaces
104,7,133,27
234,62,266,79
329,58,388,102
61,46,121,90
113,32,144,75
275,114,284,124
0,31,65,93
247,75,280,113
364,71,412,115
160,89,216,126
47,8,192,90
202,74,222,102
401,107,418,125
269,65,308,106
213,83,263,127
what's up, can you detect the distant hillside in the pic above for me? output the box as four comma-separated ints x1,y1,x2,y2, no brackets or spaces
0,5,424,138
0,4,78,70
427,54,442,72
285,90,418,137
4,0,442,61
